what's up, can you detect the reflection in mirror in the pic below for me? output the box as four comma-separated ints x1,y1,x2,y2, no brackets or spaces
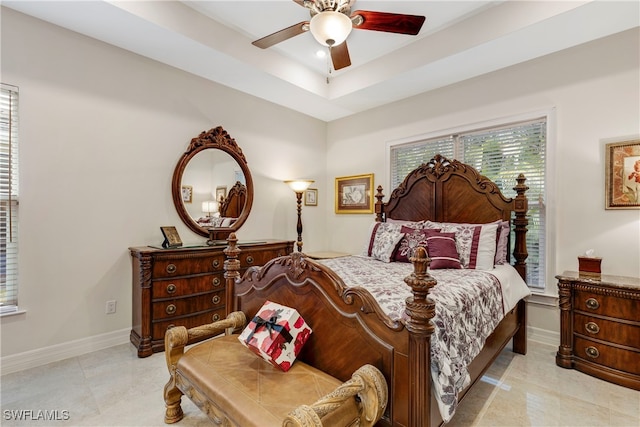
181,149,245,225
171,126,253,243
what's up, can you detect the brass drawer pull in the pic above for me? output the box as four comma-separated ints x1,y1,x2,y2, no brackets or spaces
212,277,221,287
212,295,221,305
166,284,177,294
166,264,177,274
167,324,175,330
212,314,221,322
585,322,600,335
246,256,254,264
585,346,600,359
212,260,220,268
166,304,177,315
585,298,600,310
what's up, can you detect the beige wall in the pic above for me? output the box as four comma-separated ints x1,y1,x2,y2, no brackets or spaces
325,28,640,334
0,8,327,358
1,6,638,363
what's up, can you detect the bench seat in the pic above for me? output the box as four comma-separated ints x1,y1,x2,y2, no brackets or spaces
164,311,387,427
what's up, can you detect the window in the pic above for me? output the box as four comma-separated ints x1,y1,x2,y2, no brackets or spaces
389,116,547,290
1,84,19,314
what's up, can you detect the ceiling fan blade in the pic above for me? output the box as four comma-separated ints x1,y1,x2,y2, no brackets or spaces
252,22,309,49
330,42,351,70
352,10,426,35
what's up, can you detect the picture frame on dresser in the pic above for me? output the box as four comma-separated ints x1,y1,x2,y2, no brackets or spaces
605,139,640,209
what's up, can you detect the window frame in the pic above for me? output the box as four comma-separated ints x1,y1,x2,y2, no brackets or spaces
385,109,557,297
0,83,19,315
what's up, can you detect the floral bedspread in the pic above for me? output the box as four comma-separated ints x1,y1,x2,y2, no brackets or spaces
317,255,504,422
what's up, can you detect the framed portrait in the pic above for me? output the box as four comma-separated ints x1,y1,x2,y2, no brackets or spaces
216,186,227,202
160,226,183,248
605,139,640,209
181,185,192,203
335,173,374,214
304,188,318,206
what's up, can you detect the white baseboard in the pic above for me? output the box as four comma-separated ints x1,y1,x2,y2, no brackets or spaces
1,328,130,375
528,325,559,347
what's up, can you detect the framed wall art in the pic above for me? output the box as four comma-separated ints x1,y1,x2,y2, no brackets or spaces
335,173,374,214
216,186,227,202
304,188,318,206
181,185,192,203
605,139,640,209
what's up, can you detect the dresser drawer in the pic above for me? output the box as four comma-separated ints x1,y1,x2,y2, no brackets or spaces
152,308,226,340
574,313,640,348
152,290,225,320
240,247,289,268
574,336,640,375
574,290,640,322
152,274,224,299
152,254,225,277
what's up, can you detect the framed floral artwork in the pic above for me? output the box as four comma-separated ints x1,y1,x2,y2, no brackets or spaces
335,174,374,214
605,139,640,209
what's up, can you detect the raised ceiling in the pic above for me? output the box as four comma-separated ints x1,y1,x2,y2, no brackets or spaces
4,1,639,122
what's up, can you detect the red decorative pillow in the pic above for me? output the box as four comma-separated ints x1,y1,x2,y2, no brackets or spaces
394,226,430,262
425,230,461,269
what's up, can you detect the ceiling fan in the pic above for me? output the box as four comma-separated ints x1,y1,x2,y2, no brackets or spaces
252,0,426,71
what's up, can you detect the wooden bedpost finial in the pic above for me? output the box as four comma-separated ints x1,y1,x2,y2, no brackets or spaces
375,185,385,222
403,247,436,335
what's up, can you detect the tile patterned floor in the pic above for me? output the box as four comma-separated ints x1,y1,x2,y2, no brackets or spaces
1,340,638,426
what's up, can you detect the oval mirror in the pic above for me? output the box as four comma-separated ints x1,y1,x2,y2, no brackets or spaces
171,126,253,244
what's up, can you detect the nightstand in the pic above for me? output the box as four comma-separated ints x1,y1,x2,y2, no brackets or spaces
556,271,640,390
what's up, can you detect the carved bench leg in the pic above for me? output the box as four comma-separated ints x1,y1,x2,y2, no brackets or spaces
164,326,188,424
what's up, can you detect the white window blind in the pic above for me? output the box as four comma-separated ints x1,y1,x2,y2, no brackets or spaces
1,84,19,313
390,118,546,289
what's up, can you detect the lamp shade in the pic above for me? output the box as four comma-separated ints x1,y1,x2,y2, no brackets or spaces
202,200,218,214
309,11,353,47
284,180,314,193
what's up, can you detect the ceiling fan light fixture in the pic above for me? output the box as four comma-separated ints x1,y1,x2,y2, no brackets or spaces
309,11,352,47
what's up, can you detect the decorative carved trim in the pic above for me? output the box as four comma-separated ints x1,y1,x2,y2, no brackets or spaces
561,281,640,300
186,126,246,163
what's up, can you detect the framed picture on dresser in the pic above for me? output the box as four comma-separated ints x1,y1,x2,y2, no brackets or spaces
605,139,640,209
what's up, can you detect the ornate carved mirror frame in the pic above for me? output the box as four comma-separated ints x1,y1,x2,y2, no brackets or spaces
171,126,254,245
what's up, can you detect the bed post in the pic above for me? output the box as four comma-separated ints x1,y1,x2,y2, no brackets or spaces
404,247,437,427
512,174,529,281
224,233,241,312
375,185,385,222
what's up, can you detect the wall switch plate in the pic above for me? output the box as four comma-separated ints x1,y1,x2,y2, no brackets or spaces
105,300,117,314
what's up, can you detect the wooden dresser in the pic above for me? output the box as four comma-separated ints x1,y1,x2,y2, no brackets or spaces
556,271,640,390
129,240,293,357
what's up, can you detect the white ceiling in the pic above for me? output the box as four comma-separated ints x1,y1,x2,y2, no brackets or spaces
3,1,639,122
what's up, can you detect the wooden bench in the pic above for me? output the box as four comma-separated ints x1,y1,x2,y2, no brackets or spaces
163,311,388,426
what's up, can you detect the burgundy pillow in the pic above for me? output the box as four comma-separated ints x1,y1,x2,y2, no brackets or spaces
394,226,431,263
425,229,461,269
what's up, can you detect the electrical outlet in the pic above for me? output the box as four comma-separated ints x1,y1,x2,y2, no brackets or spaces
105,300,117,314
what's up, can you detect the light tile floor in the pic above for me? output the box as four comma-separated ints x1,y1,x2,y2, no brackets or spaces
1,340,638,426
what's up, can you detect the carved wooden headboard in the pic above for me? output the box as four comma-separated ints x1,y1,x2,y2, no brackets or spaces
375,155,529,279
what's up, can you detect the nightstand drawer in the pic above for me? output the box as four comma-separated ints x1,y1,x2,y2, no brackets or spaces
574,336,640,375
574,313,640,349
574,290,640,322
152,274,224,299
